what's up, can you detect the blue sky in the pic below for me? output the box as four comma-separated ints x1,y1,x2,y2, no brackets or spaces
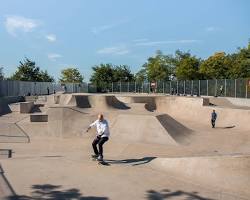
0,0,249,81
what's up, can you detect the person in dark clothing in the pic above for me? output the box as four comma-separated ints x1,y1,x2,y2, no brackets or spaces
211,110,217,128
47,87,50,95
86,114,110,161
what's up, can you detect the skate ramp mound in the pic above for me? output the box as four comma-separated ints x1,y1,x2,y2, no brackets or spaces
46,107,97,137
117,96,156,111
156,114,193,145
110,114,178,145
69,95,130,111
150,155,250,198
209,97,236,108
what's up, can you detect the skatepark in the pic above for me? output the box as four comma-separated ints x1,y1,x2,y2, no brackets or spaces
0,93,250,200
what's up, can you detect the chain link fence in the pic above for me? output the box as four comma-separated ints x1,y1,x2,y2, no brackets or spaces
101,78,250,99
1,79,250,99
0,80,88,97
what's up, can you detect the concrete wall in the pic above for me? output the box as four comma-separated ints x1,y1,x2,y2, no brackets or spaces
20,102,34,113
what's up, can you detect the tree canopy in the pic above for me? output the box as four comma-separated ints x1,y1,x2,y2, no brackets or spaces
59,67,84,83
133,41,250,82
10,58,54,82
90,63,134,91
144,50,173,82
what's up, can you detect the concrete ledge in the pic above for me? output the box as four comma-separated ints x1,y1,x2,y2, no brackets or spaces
202,98,210,106
20,102,34,113
0,149,12,158
30,114,48,122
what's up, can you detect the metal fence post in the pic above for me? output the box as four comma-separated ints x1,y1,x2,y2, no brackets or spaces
112,82,113,93
127,82,129,93
170,81,171,95
120,81,121,93
184,81,185,95
207,80,208,96
246,79,248,98
235,79,237,98
177,81,179,95
198,80,200,96
191,80,193,96
215,79,217,96
163,81,165,93
135,82,136,93
224,79,227,97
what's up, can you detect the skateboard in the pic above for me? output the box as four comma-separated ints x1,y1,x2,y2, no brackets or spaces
92,157,110,166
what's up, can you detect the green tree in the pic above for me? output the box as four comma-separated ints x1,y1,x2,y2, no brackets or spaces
175,53,201,80
10,58,54,82
60,67,84,83
228,43,250,78
135,67,147,83
113,65,134,82
90,64,114,91
199,52,230,79
39,70,55,82
146,51,173,81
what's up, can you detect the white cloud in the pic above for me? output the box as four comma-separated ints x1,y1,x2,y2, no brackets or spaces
46,34,57,42
133,38,149,42
48,53,62,61
97,46,129,55
135,39,200,46
4,15,39,36
91,24,115,35
206,26,220,32
91,19,129,35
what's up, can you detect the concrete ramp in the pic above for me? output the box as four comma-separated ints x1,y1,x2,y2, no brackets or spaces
150,155,250,198
69,95,130,111
117,96,156,111
47,107,97,137
156,114,193,145
110,114,177,145
209,97,236,107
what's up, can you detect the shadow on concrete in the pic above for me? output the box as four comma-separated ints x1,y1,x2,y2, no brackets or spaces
105,157,156,166
31,104,44,113
75,95,91,108
106,96,130,110
0,99,11,116
145,102,156,112
216,125,236,129
156,114,192,145
7,184,108,200
146,189,215,200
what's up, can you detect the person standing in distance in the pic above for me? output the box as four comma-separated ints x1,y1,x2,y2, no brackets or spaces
211,110,217,128
86,114,110,161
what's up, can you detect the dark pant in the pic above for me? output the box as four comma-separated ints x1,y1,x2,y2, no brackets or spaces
92,136,109,157
211,119,216,128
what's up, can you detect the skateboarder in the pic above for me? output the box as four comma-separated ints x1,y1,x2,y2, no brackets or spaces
211,110,217,128
86,114,110,161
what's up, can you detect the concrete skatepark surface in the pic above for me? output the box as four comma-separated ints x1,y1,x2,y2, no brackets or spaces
1,93,250,199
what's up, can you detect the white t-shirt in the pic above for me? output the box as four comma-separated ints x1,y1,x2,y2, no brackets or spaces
90,119,110,138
